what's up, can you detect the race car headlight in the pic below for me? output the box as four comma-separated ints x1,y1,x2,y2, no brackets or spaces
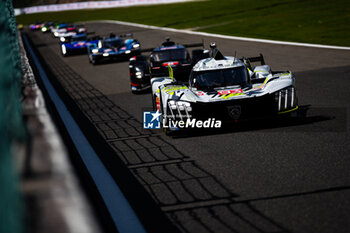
60,37,65,42
135,67,143,78
133,44,140,48
125,50,131,54
103,53,109,57
98,41,102,48
41,27,47,32
54,32,58,37
275,86,297,112
135,72,143,78
169,100,177,110
168,100,192,118
92,49,99,54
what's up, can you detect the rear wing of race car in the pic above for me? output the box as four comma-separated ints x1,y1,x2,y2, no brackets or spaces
120,33,133,38
60,32,100,43
140,47,155,53
245,53,265,65
183,40,204,48
99,32,134,39
139,40,204,53
240,54,266,70
88,35,101,41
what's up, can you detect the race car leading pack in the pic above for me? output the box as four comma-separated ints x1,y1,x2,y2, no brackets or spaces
151,48,298,134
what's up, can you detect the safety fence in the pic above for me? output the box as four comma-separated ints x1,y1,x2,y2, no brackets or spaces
0,1,25,233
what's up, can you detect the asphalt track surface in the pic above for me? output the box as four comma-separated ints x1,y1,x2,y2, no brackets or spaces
28,22,350,233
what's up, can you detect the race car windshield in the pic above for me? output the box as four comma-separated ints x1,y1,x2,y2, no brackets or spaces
192,66,248,89
153,49,187,62
103,39,123,48
72,35,87,41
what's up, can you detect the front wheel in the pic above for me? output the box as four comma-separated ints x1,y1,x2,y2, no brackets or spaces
152,95,158,111
91,57,98,65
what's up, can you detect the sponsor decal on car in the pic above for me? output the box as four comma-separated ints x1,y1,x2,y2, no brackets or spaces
227,105,241,120
217,89,243,95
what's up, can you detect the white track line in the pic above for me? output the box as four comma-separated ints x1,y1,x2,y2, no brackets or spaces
96,20,350,51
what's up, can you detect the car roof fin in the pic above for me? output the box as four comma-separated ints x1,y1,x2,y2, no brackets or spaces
212,48,225,60
162,37,176,46
168,64,174,82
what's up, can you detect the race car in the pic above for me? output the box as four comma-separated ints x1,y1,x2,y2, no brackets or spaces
60,33,100,56
52,24,86,39
128,38,207,92
29,22,44,31
41,22,56,33
51,23,68,37
87,33,141,65
151,48,298,135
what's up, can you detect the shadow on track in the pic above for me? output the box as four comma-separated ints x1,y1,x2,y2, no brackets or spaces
170,105,347,138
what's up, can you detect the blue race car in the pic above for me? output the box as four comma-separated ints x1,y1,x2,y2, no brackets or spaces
87,33,141,65
60,33,100,57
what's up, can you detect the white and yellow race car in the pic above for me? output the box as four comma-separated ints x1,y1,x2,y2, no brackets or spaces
151,47,298,134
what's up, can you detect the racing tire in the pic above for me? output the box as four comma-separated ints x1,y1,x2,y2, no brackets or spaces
152,95,157,111
131,88,139,94
91,58,98,65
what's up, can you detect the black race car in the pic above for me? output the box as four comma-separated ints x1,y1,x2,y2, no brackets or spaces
128,38,208,93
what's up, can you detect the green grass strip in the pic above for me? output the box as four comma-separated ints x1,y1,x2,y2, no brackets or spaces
16,0,350,46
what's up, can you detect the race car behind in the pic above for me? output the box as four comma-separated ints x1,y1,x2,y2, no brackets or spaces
87,33,141,65
60,33,100,56
53,24,86,39
129,38,208,92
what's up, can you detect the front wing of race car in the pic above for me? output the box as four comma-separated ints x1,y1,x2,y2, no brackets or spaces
162,86,298,123
152,73,298,132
